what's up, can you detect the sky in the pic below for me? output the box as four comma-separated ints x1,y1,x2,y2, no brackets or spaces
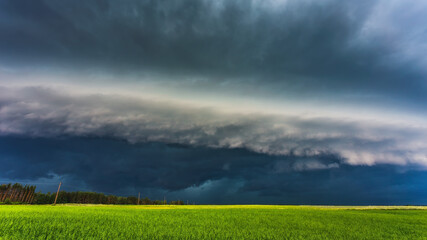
1,0,427,204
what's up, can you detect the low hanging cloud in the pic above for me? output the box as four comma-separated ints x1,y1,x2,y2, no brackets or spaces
1,85,426,168
2,136,426,205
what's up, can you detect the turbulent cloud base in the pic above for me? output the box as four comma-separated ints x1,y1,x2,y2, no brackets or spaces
1,86,426,168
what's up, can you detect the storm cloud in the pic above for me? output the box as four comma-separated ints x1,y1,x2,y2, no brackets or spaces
1,0,427,204
1,86,426,167
1,136,426,205
1,0,427,108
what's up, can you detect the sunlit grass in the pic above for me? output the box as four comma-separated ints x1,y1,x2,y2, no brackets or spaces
1,205,426,239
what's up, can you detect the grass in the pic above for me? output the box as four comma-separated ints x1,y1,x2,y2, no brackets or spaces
0,205,426,239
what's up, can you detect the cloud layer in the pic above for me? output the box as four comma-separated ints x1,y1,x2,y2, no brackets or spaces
1,86,426,167
1,0,427,110
1,136,426,205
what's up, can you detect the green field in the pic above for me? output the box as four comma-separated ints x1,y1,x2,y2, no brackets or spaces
1,205,426,239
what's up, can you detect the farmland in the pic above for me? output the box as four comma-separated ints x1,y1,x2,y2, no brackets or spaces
0,205,426,239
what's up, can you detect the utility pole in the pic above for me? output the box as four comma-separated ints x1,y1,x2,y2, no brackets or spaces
53,182,62,205
138,192,140,205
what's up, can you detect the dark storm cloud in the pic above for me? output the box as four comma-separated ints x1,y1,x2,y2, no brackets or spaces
1,86,427,166
1,0,426,104
1,136,426,205
0,0,386,75
0,136,278,191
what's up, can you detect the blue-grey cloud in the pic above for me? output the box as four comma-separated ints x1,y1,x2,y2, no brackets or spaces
1,136,426,205
0,0,426,110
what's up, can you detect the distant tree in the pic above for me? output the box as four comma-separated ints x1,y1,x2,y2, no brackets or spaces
1,182,178,205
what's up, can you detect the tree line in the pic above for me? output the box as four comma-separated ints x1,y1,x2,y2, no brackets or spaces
0,183,185,205
0,183,36,204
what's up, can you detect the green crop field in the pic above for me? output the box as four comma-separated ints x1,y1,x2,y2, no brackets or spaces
0,205,426,239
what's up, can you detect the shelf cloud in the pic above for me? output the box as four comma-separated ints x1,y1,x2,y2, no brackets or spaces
1,86,426,167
